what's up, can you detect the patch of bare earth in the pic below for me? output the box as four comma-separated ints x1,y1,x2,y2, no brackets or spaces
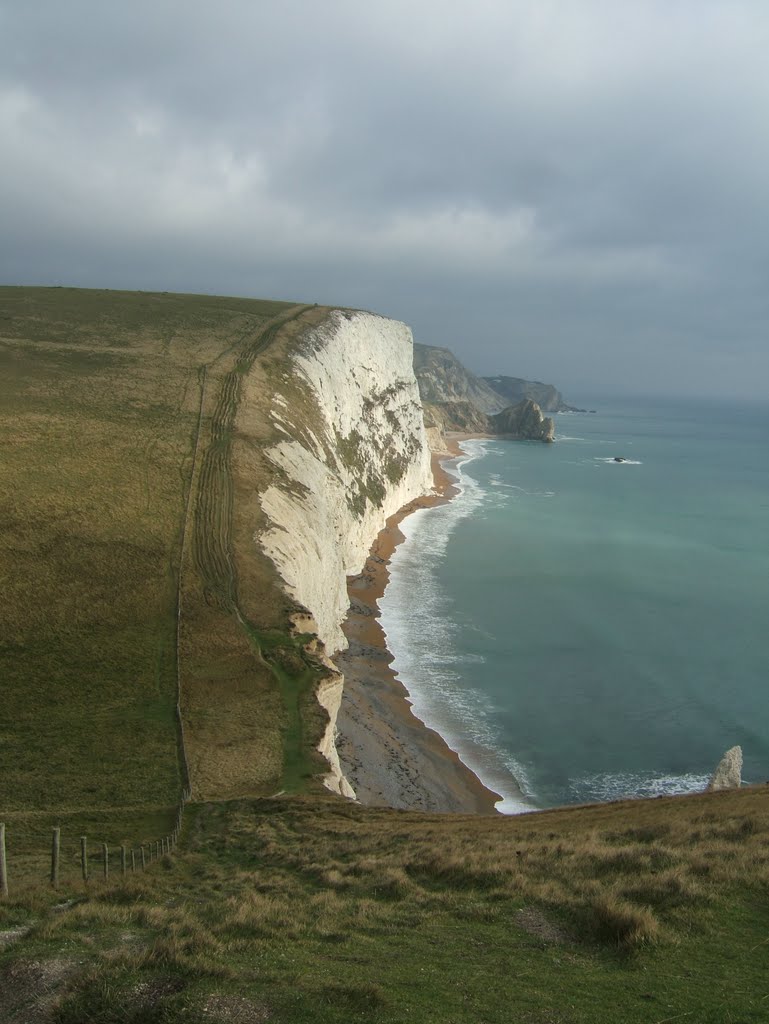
201,992,272,1022
0,957,78,1024
0,927,32,949
129,976,187,1009
515,907,569,945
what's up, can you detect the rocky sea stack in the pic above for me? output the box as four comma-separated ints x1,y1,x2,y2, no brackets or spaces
491,398,555,442
707,745,743,791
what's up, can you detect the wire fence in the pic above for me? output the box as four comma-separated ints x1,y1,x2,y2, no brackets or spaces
0,787,191,899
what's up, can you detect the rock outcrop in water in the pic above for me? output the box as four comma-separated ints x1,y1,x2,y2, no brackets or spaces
491,399,555,442
707,745,743,791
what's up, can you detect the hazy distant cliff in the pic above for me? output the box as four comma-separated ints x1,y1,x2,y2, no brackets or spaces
414,342,556,442
413,343,506,414
483,375,579,413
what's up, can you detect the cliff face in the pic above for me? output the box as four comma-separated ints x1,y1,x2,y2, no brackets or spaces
257,310,433,793
414,342,557,441
483,375,576,413
422,398,491,436
260,311,432,654
414,343,506,414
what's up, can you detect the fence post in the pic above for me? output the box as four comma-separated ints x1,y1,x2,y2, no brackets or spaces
130,849,136,872
140,846,146,870
80,836,89,883
102,843,109,881
156,840,161,859
121,845,127,876
51,827,60,889
0,823,8,898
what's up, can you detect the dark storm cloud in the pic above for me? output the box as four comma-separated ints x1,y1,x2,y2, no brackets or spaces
1,0,768,398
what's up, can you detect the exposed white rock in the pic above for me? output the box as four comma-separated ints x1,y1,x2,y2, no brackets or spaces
258,310,433,795
707,745,743,791
425,424,452,455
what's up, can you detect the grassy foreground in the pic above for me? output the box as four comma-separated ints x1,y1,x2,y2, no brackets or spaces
2,789,769,1022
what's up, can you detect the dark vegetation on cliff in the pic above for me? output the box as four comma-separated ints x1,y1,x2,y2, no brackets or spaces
2,288,767,1023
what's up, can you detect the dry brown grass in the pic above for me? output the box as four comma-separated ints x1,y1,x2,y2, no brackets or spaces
8,789,727,972
217,785,769,948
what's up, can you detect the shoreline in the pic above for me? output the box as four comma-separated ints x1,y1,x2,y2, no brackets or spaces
335,435,506,814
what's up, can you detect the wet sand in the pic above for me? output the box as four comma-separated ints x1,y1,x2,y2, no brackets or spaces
335,439,503,814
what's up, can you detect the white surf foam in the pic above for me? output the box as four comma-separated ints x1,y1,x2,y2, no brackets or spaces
380,441,533,814
594,457,643,465
568,771,710,803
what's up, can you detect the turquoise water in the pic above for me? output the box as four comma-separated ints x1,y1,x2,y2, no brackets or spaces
380,399,769,811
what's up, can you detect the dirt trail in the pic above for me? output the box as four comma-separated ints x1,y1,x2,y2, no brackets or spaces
192,305,311,611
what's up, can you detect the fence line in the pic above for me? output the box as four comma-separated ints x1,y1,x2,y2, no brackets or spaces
173,365,208,803
0,794,190,899
0,823,7,898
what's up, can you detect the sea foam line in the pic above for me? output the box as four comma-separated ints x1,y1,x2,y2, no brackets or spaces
379,441,532,814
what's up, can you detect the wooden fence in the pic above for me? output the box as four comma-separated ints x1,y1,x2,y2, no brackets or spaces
0,788,190,899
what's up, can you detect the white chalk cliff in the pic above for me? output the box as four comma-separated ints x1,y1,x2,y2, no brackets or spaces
258,310,434,795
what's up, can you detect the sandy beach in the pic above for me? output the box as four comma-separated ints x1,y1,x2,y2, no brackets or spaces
335,438,503,814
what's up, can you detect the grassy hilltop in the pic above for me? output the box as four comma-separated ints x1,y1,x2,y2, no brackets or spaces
1,287,768,1023
0,287,334,849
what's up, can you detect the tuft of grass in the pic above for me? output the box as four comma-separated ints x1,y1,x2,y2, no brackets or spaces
576,887,661,948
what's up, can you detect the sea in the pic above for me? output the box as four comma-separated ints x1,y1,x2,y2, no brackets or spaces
380,397,769,813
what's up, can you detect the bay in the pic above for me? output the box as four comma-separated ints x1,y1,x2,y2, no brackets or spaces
380,398,769,810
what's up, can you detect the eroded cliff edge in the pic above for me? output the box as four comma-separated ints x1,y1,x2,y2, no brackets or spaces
256,309,434,796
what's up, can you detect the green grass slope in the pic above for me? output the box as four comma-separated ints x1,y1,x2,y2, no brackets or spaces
0,287,333,863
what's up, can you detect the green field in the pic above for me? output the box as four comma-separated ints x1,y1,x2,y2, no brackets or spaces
2,287,767,1022
0,287,331,858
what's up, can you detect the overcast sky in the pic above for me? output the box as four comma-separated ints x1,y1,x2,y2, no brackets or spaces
1,1,767,399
